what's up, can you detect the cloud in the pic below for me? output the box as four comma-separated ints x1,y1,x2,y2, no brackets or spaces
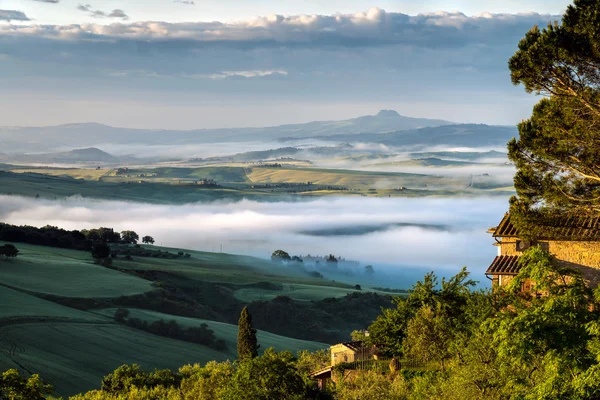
0,9,554,48
0,10,30,22
76,4,129,20
32,0,60,3
174,0,195,5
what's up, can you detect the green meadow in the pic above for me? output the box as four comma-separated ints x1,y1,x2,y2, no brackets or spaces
0,241,368,396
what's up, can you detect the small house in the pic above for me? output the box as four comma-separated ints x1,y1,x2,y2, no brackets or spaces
310,341,377,390
486,213,600,291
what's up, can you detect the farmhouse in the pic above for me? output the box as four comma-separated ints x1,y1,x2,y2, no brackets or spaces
486,213,600,291
310,341,377,389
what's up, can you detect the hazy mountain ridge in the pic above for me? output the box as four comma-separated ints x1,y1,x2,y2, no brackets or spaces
0,111,454,153
0,147,136,165
284,124,518,148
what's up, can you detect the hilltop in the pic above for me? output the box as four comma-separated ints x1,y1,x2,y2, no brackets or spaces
0,110,453,153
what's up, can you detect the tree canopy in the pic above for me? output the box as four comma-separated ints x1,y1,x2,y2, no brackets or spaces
271,250,291,262
0,244,19,258
120,231,139,244
508,0,600,223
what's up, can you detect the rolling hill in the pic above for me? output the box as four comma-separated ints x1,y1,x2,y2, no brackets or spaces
0,110,453,152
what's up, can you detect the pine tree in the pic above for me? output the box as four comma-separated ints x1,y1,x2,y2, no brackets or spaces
237,306,259,361
508,0,600,223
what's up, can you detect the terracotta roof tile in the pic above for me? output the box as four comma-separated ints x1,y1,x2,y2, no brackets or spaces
486,255,521,275
492,213,600,240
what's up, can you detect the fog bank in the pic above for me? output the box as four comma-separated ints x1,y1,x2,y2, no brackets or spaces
0,195,508,282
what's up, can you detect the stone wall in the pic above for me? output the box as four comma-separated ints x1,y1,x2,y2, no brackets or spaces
498,238,600,287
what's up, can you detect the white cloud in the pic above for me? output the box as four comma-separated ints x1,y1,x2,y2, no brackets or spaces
0,9,555,47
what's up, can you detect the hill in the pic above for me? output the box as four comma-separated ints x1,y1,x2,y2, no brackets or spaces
293,124,517,149
366,158,478,168
0,147,128,165
0,110,453,152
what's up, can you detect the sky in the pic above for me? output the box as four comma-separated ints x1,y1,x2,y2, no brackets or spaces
0,0,573,129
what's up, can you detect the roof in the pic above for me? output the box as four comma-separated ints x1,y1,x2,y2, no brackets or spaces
491,213,600,241
492,213,518,237
486,255,521,276
339,341,363,352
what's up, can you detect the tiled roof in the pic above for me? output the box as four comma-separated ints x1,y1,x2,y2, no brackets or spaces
486,255,521,276
341,341,364,352
491,213,600,240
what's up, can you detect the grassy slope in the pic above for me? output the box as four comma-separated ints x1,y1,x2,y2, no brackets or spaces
0,243,332,397
233,283,386,302
0,171,272,204
0,286,106,321
0,322,230,397
247,166,466,189
113,245,355,288
94,308,327,357
0,242,152,297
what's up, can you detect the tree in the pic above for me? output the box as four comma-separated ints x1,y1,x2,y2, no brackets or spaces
291,255,303,264
0,369,53,399
271,250,291,263
0,244,18,258
142,236,155,245
365,265,375,275
121,230,139,244
222,349,306,400
91,242,111,260
508,0,600,220
237,306,259,361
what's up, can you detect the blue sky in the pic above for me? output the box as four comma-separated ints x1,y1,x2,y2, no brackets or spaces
0,1,573,128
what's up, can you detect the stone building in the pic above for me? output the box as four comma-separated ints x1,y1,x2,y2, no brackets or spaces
486,213,600,290
310,341,377,390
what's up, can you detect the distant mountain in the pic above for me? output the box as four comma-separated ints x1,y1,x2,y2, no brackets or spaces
0,147,127,165
288,124,518,149
366,158,479,168
0,110,454,152
409,150,508,161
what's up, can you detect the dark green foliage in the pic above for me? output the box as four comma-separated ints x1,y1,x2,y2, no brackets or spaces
142,235,155,244
508,0,600,222
91,242,111,259
0,369,53,400
237,306,259,361
100,364,180,394
368,267,476,357
0,223,91,250
222,348,306,400
112,310,226,350
81,227,120,243
0,244,18,258
120,230,139,244
271,249,291,262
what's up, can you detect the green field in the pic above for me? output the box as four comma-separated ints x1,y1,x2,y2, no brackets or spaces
0,242,153,297
0,240,391,396
94,308,327,357
0,322,232,397
0,286,105,321
0,163,514,204
234,283,372,302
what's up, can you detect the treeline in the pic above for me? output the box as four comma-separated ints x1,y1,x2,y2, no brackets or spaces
114,309,226,350
0,223,92,250
0,223,157,253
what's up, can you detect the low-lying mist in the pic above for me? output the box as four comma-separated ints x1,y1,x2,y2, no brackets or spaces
0,195,509,287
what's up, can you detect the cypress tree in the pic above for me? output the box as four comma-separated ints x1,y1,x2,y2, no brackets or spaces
237,306,259,361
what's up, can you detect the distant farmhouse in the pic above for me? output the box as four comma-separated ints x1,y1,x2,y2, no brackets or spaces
486,213,600,291
310,341,377,390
